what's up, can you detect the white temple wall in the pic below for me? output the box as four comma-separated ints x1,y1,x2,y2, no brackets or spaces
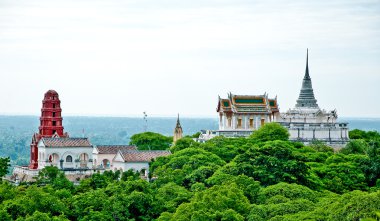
38,146,93,169
112,161,149,175
288,127,349,140
93,153,116,169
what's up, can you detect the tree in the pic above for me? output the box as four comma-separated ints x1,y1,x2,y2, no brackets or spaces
309,140,334,153
151,148,225,187
308,154,368,193
201,136,243,162
130,132,172,150
165,183,250,221
36,166,73,191
250,123,289,142
229,141,309,186
341,139,369,155
0,157,10,178
153,182,192,214
170,137,198,153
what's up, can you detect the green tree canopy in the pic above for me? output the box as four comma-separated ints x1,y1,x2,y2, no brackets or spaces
227,140,309,186
151,148,225,187
250,123,289,142
162,183,250,221
0,157,10,178
130,132,172,150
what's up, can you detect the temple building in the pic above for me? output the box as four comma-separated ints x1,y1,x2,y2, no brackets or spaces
198,93,279,141
215,93,280,137
12,90,171,183
173,114,183,143
278,50,349,146
37,137,93,170
113,150,171,179
92,145,137,169
29,90,69,169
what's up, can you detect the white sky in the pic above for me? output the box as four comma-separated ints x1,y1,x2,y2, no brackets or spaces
0,0,379,117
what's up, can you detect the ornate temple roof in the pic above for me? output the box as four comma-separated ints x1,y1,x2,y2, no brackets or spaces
295,49,319,109
40,138,92,147
119,150,171,162
96,145,137,154
217,93,278,114
269,97,279,113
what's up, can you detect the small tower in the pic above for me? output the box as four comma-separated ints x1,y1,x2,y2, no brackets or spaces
173,114,183,144
29,90,68,169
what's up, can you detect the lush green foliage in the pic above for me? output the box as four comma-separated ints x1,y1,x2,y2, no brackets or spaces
0,157,10,178
250,122,290,142
130,132,172,150
1,129,380,220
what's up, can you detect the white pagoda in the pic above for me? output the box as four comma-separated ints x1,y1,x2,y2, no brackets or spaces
278,49,349,147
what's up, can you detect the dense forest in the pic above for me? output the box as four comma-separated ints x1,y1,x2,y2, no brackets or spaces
1,123,380,220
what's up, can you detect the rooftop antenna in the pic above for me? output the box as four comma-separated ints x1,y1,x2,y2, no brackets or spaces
143,111,148,132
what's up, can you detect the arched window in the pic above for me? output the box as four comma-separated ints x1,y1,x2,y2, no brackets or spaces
102,159,110,168
66,155,72,162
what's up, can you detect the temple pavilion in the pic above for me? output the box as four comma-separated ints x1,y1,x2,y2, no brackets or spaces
278,49,349,147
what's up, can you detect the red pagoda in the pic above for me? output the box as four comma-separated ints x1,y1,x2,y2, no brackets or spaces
29,90,68,169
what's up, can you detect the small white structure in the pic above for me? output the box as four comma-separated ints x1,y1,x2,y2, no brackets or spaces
93,145,137,169
113,150,171,178
37,137,93,169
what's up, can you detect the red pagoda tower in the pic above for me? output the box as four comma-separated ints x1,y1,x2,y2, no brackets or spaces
29,90,68,169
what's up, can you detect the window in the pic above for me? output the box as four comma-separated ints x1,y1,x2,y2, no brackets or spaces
52,112,56,117
53,104,56,108
237,118,242,128
52,121,56,126
66,155,72,162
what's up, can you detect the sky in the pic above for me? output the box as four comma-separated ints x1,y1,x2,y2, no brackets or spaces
0,0,379,118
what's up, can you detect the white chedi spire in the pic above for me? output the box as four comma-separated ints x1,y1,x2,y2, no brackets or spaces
295,49,319,109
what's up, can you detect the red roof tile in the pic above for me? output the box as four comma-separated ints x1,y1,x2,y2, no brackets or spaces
41,138,92,147
120,150,171,162
96,145,136,154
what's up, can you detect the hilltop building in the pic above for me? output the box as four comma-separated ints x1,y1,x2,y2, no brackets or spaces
29,90,69,169
198,93,279,140
37,137,93,170
278,50,349,146
12,90,171,183
113,150,171,178
93,145,137,169
217,93,279,132
173,114,183,143
198,50,349,147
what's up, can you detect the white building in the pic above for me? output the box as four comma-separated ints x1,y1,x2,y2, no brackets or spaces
113,149,171,178
37,137,93,170
92,145,137,169
278,50,349,147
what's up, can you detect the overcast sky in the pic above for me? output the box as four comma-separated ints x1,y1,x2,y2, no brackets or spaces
0,0,379,118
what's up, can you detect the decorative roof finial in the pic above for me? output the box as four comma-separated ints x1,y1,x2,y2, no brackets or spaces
305,48,310,79
176,113,182,128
